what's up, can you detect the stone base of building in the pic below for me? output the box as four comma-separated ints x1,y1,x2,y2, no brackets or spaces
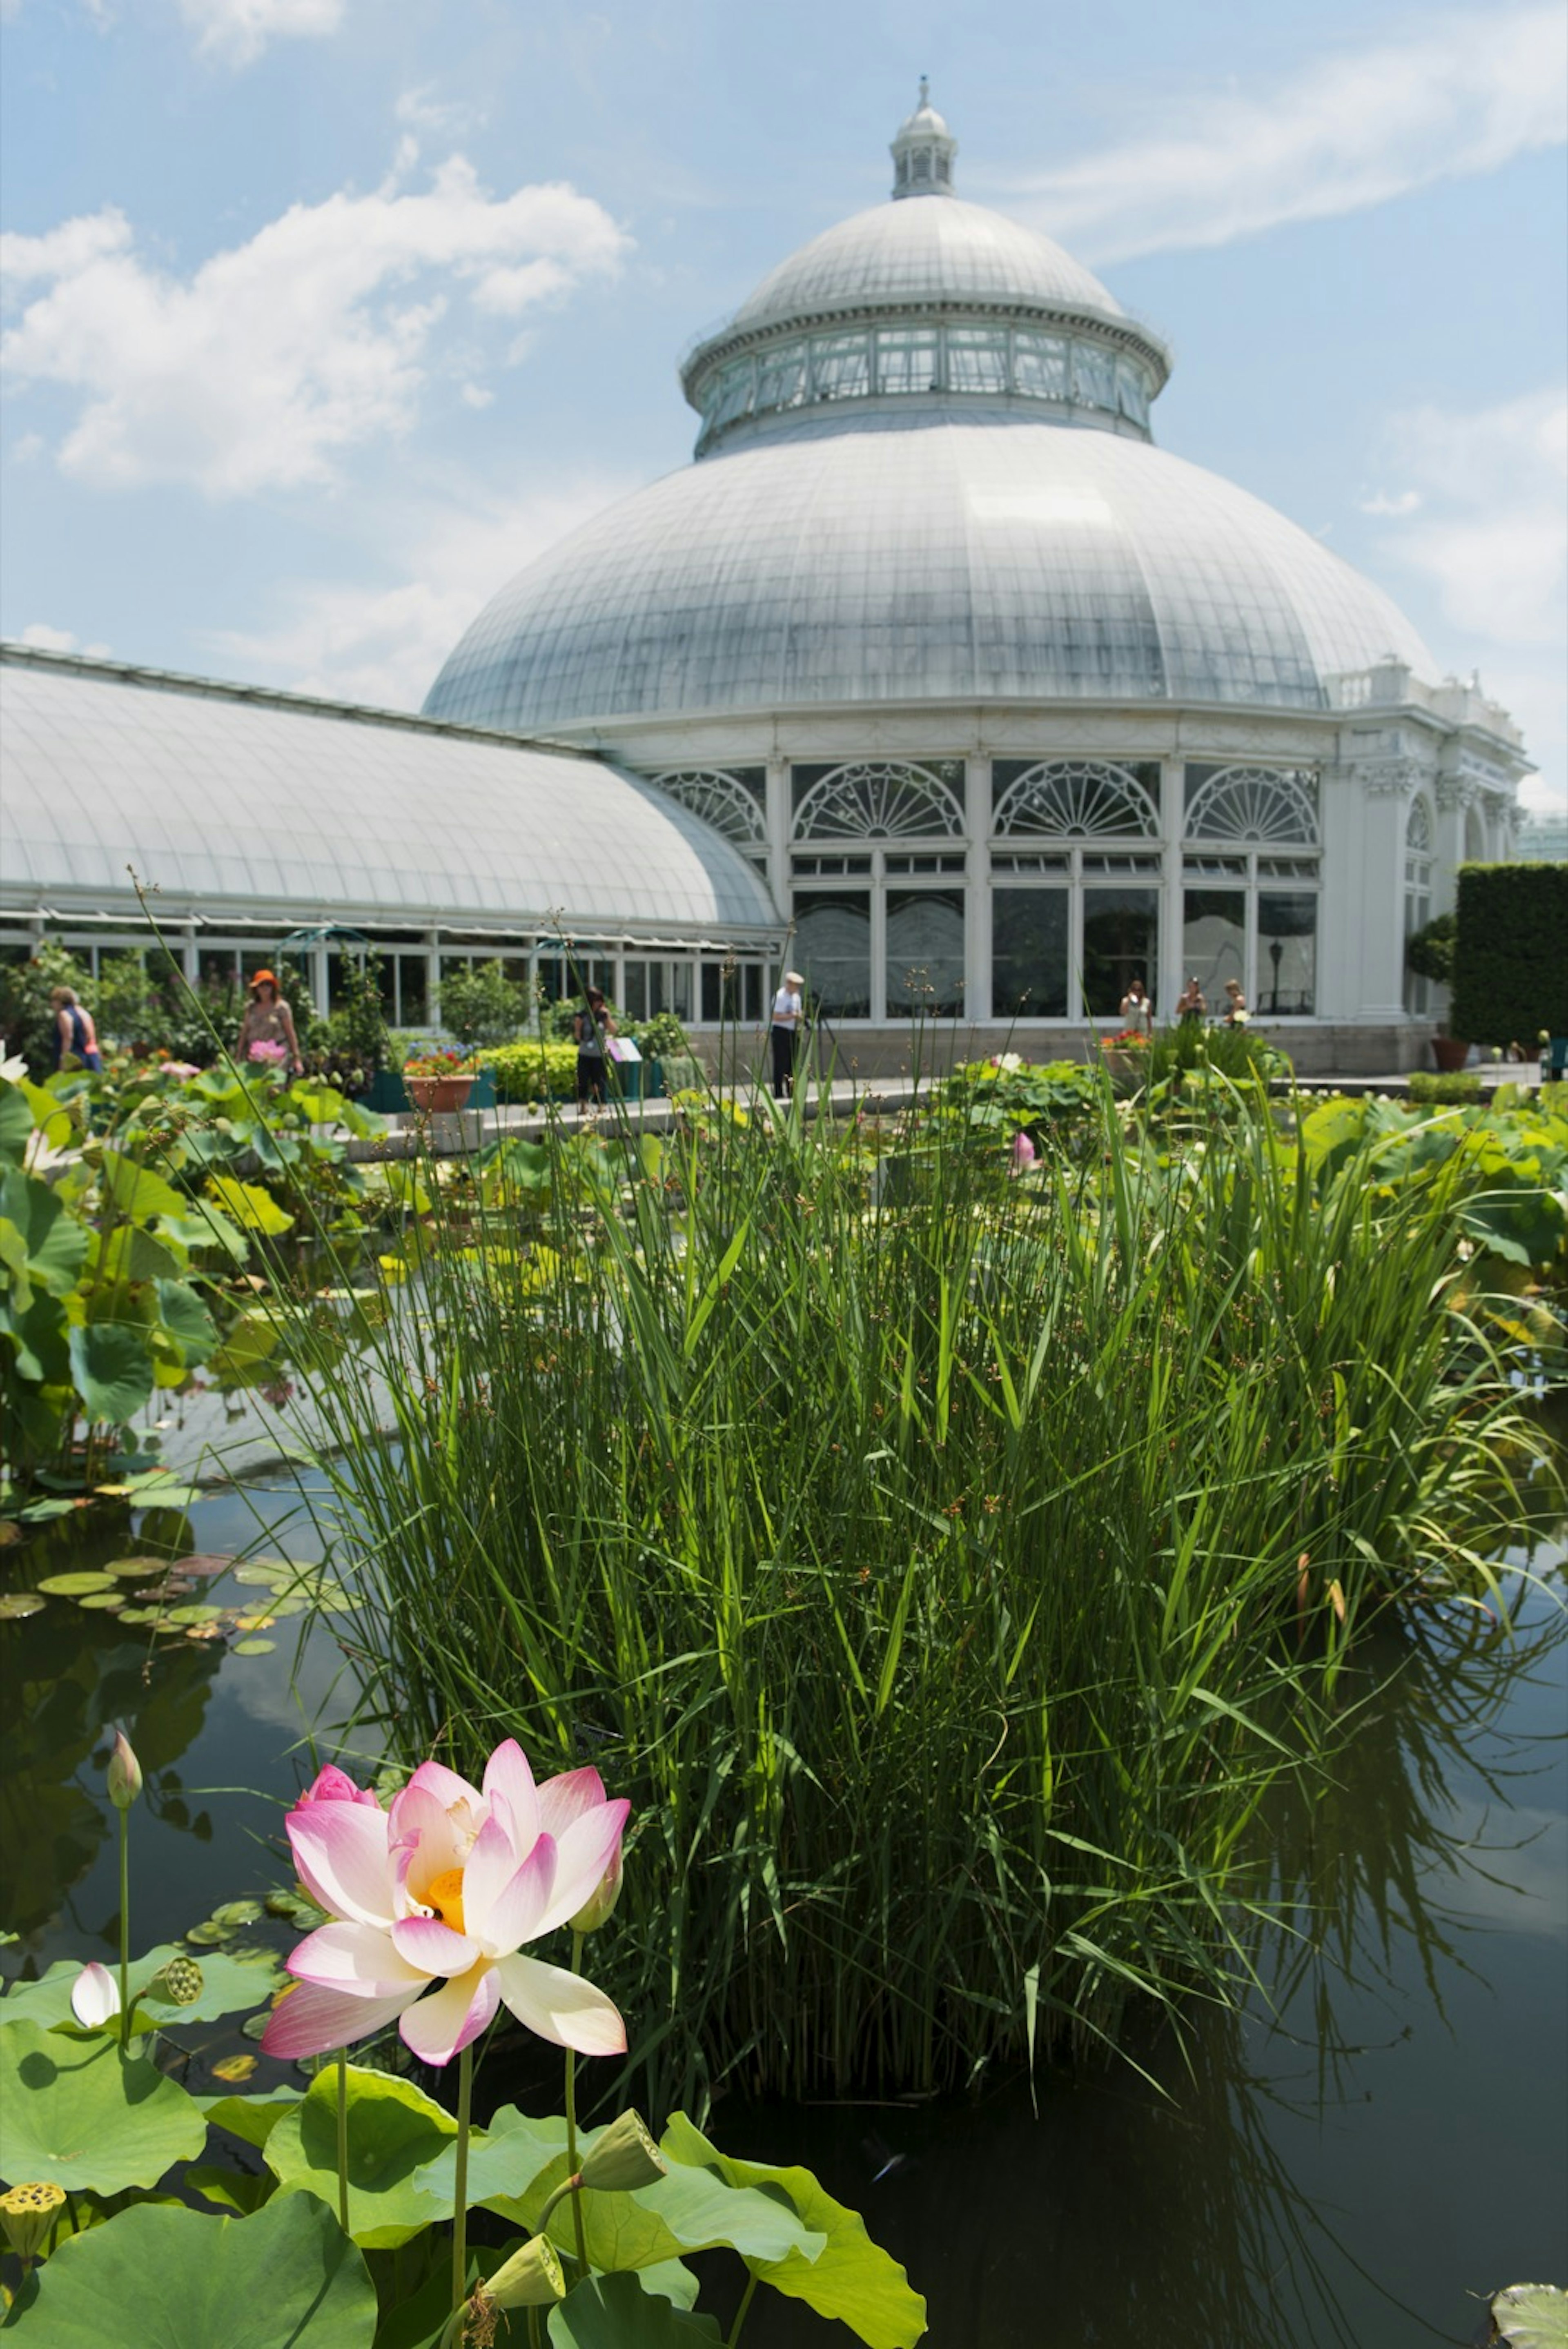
702,1020,1437,1086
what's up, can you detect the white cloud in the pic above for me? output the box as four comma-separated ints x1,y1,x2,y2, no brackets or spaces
1358,488,1422,518
1369,390,1567,813
20,622,111,655
0,157,629,497
1009,5,1567,261
176,0,345,68
395,86,486,137
208,473,636,711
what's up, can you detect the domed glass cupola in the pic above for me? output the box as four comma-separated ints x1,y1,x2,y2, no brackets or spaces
682,89,1170,457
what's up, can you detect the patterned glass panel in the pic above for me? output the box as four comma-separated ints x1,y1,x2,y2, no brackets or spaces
1012,332,1069,401
713,361,755,429
1073,346,1116,411
947,328,1009,394
812,334,871,402
876,330,940,394
991,760,1160,839
792,761,965,840
1115,360,1150,427
1185,766,1319,845
756,341,808,412
649,768,766,847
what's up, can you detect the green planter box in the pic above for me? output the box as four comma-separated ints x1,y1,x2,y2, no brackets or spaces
365,1068,497,1114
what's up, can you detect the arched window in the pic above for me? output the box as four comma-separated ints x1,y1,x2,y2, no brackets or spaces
792,761,965,841
992,760,1159,839
1464,806,1486,862
1185,766,1320,845
648,768,766,850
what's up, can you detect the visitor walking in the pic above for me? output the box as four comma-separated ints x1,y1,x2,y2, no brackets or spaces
50,986,102,1072
1118,976,1153,1036
574,986,615,1107
770,968,805,1098
1176,976,1207,1024
1221,979,1248,1027
237,969,304,1075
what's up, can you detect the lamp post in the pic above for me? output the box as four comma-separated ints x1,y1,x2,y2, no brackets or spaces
1269,937,1283,1012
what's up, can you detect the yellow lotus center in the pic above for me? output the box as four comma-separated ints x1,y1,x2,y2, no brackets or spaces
426,1867,466,1935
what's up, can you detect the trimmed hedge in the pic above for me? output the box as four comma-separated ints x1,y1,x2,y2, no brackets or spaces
1449,863,1568,1045
477,1039,579,1102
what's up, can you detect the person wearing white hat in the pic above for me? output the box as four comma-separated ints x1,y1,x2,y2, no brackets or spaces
770,968,805,1098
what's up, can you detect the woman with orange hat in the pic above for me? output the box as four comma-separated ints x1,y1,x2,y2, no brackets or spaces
236,968,304,1076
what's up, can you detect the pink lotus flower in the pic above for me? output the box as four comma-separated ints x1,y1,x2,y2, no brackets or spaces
262,1740,628,2069
297,1761,381,1809
70,1962,120,2028
248,1039,289,1065
1010,1131,1037,1173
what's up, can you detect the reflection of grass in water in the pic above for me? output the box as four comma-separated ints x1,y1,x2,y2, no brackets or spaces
277,1084,1548,2115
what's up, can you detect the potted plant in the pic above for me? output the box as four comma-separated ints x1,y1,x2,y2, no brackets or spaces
403,1045,478,1114
1405,915,1467,1069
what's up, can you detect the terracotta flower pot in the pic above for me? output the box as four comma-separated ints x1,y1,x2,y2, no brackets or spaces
405,1074,476,1114
1432,1037,1470,1073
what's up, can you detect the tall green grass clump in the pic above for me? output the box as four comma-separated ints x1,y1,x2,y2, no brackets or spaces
292,1078,1546,2112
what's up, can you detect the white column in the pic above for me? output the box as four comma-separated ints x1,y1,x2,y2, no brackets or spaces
1158,757,1184,1022
964,754,990,1028
766,757,791,929
1349,771,1417,1020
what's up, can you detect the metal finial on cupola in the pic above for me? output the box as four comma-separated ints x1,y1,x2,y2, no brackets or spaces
890,80,958,200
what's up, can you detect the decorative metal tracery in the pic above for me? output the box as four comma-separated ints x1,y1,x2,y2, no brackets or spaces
1405,796,1432,857
991,761,1159,840
649,769,766,848
1185,766,1319,846
792,762,965,841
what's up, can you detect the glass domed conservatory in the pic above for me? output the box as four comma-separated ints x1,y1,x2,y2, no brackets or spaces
2,92,1529,1069
425,88,1529,1071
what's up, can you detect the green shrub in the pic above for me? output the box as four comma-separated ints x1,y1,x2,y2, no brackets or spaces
1407,1070,1483,1105
478,1038,580,1101
436,957,532,1049
1404,911,1456,986
1450,862,1568,1044
0,939,93,1074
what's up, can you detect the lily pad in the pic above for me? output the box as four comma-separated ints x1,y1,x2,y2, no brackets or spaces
210,1900,263,1928
0,1591,46,1620
1491,2284,1568,2348
0,2017,205,2194
16,2191,377,2348
169,1554,234,1579
210,2054,257,2085
233,1637,276,1655
76,1591,126,1611
105,1554,173,1578
166,1603,225,1626
36,1570,117,1596
116,1607,171,1627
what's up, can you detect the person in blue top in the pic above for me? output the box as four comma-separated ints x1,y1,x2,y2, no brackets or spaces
50,986,103,1072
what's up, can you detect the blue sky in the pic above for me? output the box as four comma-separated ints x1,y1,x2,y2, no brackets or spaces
2,0,1564,813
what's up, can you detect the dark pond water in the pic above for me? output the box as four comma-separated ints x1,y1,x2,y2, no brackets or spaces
3,1482,1564,2348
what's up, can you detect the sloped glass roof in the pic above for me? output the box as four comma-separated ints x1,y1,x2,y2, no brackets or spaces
424,410,1436,733
0,652,779,935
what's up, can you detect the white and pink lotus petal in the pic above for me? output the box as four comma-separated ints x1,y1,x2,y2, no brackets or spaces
287,1920,426,2000
466,1830,557,1957
397,1758,482,1824
70,1962,120,2028
299,1763,381,1809
493,1952,626,2057
388,1780,472,1890
531,1800,629,1938
481,1740,541,1854
536,1766,610,1840
398,1962,502,2066
391,1914,480,1979
287,1796,396,1929
261,1979,423,2062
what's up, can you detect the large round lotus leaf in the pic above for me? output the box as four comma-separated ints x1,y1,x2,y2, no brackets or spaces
0,2017,205,2195
16,2190,377,2347
1492,2285,1568,2348
0,1592,46,1620
264,2064,456,2250
36,1572,116,1596
548,2273,723,2346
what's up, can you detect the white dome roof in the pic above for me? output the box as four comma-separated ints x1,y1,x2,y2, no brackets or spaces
423,410,1435,733
729,198,1127,335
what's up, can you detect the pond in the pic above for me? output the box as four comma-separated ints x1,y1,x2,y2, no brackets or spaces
3,1477,1564,2347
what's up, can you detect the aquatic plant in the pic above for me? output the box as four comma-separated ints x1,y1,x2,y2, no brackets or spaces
286,1076,1555,2111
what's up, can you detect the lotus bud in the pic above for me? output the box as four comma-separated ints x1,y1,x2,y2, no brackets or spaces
297,1763,381,1810
578,2110,666,2193
145,1955,204,2006
481,2233,567,2309
69,1961,121,2029
0,2182,66,2262
568,1844,623,1935
106,1728,143,1811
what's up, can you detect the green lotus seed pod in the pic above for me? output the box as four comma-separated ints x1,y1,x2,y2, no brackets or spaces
482,2233,566,2309
1,2182,66,2262
578,2109,666,2193
146,1956,204,2006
